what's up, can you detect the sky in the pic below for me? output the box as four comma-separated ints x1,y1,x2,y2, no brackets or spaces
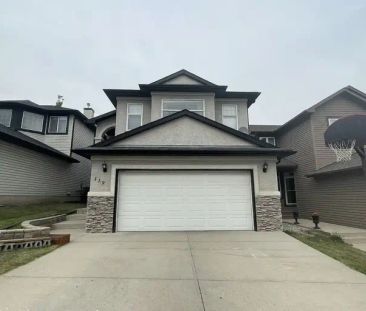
1,0,365,125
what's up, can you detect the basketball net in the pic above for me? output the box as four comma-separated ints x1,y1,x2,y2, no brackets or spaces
328,139,356,162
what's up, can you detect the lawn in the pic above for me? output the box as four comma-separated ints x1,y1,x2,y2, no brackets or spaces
0,246,58,275
0,202,85,229
286,229,366,275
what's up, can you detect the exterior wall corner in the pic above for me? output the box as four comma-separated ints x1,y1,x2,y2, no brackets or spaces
255,195,282,231
86,196,115,233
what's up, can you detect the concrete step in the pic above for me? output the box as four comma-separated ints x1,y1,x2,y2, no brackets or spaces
77,208,87,214
67,213,86,221
52,220,85,230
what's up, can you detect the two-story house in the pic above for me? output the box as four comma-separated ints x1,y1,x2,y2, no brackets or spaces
0,100,95,204
74,70,294,233
251,86,366,229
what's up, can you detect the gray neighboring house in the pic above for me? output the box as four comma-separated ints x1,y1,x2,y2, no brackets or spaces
250,86,366,229
75,70,294,233
0,100,95,204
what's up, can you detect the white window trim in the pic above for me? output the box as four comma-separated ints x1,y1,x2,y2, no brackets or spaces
21,111,44,132
0,109,12,127
259,136,276,145
161,99,205,117
126,103,143,131
284,172,297,206
327,117,339,126
222,104,238,130
48,116,68,134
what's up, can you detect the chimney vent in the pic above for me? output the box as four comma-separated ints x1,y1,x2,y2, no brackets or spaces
84,103,95,118
56,95,64,107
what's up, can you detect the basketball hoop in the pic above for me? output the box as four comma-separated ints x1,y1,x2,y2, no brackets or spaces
328,139,356,162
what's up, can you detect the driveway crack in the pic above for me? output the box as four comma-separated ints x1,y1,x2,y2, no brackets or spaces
187,232,206,311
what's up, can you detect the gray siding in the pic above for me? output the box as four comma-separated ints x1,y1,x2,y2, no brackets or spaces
277,92,366,229
0,140,89,202
276,118,316,217
72,118,94,149
310,93,366,169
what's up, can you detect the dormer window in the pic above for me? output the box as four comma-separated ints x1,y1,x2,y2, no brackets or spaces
0,109,12,127
222,104,238,129
162,99,204,117
48,116,68,134
127,104,143,130
21,111,44,132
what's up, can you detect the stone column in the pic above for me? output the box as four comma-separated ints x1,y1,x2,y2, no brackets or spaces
255,195,283,231
86,196,115,233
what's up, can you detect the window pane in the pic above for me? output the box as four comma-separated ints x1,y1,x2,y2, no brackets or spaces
223,116,237,129
0,109,12,127
286,191,297,204
128,104,143,114
267,137,276,145
222,104,237,116
163,100,203,111
58,116,68,133
22,111,44,132
48,117,58,133
128,115,141,130
285,178,296,191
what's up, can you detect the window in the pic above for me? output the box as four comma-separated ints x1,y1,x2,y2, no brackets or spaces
327,117,339,126
222,104,238,129
127,104,143,130
0,109,12,127
48,116,68,134
162,99,204,117
21,111,44,132
260,137,276,146
284,172,297,205
101,127,115,141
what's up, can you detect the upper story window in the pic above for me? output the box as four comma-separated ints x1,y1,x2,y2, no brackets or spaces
0,109,12,127
48,116,68,134
127,103,143,130
260,137,276,146
21,111,44,132
222,104,238,129
327,117,339,126
162,99,204,117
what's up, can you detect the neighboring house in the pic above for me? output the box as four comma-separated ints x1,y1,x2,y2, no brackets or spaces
74,69,294,233
250,86,366,229
0,100,95,204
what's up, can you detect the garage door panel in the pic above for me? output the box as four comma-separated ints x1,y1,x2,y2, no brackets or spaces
117,170,254,231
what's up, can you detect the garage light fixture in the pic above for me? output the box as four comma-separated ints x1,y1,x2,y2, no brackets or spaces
262,162,268,173
102,162,108,173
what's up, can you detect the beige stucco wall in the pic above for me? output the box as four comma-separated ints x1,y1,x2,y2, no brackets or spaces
88,155,279,197
115,98,151,135
150,92,215,122
111,116,255,147
215,99,249,132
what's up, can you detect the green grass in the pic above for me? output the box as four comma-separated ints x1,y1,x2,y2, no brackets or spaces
0,246,58,275
0,202,85,229
286,229,366,275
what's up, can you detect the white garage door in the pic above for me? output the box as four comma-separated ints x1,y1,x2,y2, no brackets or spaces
116,170,254,231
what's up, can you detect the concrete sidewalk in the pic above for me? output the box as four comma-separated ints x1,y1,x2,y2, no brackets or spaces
284,218,366,251
0,230,366,310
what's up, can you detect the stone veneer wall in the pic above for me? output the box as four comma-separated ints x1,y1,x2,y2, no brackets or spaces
255,195,283,231
86,196,115,233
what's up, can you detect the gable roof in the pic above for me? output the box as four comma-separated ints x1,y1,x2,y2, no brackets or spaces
148,69,218,86
95,110,272,148
276,86,366,134
103,70,260,107
74,110,295,158
249,125,281,133
0,124,78,163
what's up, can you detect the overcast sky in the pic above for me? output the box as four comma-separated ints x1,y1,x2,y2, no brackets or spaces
1,0,365,124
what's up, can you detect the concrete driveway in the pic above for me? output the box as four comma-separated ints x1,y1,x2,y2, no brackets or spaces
1,230,366,311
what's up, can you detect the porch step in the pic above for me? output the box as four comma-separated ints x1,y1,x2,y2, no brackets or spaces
52,220,85,230
77,208,87,214
67,213,86,221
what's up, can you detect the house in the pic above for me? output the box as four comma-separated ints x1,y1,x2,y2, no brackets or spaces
74,70,294,233
0,100,95,204
250,86,366,229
